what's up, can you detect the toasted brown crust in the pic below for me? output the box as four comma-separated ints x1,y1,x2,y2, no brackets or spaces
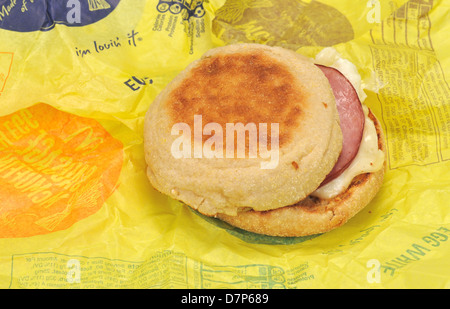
217,109,386,236
167,52,306,149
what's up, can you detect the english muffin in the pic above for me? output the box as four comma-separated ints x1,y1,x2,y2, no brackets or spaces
144,43,342,217
144,43,385,237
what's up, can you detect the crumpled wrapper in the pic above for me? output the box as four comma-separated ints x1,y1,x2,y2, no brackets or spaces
0,0,449,288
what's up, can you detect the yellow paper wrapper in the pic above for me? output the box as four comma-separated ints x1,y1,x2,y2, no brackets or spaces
0,0,449,289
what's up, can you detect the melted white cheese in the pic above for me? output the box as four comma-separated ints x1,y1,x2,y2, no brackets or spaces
311,105,385,199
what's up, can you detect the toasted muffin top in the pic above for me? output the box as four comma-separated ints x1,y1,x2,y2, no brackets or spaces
144,43,342,216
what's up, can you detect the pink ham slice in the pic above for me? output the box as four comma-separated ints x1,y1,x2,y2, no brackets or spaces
316,64,365,186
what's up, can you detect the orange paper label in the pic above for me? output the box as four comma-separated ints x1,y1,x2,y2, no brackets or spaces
0,103,123,238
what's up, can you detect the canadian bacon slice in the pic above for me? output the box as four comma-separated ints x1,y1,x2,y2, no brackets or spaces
316,64,365,186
